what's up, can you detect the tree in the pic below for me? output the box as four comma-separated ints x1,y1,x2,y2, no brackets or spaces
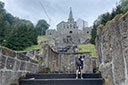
0,1,38,51
6,21,37,50
90,23,97,45
120,0,128,13
0,1,6,44
90,0,128,45
35,19,49,35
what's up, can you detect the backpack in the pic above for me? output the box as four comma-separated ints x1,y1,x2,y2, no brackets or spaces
76,58,82,66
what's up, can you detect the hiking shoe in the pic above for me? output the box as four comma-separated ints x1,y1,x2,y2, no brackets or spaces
76,77,78,79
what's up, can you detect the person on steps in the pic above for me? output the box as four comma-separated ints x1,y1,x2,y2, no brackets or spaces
76,55,84,79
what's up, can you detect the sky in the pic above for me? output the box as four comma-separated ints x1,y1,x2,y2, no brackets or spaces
1,0,120,29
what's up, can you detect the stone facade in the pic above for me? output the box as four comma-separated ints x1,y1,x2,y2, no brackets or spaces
0,46,38,85
96,13,128,85
76,18,88,30
38,44,93,73
46,8,92,48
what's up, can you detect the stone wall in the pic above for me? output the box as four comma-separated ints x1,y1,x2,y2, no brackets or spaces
96,13,128,85
38,44,93,73
0,46,38,85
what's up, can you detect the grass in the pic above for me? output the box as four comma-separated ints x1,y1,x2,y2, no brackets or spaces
78,44,97,58
83,36,91,39
17,36,97,58
18,36,53,52
38,36,53,44
25,45,41,52
17,45,41,52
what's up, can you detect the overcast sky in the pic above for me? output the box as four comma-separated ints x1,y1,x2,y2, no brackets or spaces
1,0,119,29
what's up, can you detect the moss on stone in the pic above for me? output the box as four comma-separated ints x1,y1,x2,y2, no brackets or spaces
108,20,113,24
120,14,123,17
110,14,122,22
98,24,104,29
106,20,113,27
119,12,128,20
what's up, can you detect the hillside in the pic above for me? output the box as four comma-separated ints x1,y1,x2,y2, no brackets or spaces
18,36,53,52
78,44,97,58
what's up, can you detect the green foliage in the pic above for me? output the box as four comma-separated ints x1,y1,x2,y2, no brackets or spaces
90,0,128,45
6,21,38,50
90,24,97,45
0,1,49,51
123,5,128,13
95,68,100,73
0,1,38,51
35,19,49,35
121,0,128,13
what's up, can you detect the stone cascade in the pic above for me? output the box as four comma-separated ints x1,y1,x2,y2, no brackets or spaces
0,46,39,85
38,44,93,73
0,41,98,85
96,13,128,85
19,73,103,85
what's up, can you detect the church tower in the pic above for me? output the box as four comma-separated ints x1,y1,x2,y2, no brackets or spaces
68,7,74,22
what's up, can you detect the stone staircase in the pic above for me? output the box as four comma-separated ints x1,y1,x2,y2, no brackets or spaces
19,73,103,85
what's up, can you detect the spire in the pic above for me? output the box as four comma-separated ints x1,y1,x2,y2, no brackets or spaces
68,7,74,22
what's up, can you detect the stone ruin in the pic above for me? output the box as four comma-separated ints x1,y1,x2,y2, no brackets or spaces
0,46,38,85
38,44,96,73
96,13,128,85
0,40,98,85
46,8,92,48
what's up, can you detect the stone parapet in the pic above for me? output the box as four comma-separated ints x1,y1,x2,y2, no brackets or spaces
96,13,128,85
38,44,93,73
0,46,38,85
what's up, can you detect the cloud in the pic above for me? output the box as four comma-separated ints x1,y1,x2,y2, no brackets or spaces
1,0,119,29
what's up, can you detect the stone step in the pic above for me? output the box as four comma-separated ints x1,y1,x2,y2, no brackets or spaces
19,78,103,85
25,73,102,79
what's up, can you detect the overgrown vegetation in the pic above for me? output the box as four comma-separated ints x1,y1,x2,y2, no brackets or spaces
0,1,49,51
18,36,53,52
90,0,128,45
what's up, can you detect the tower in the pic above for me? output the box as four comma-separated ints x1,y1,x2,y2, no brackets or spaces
68,7,74,22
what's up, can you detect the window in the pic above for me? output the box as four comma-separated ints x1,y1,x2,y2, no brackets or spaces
70,24,72,28
74,25,75,28
69,31,72,34
67,26,69,29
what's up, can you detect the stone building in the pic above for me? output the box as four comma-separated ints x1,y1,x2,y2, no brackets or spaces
46,8,92,48
76,18,88,30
